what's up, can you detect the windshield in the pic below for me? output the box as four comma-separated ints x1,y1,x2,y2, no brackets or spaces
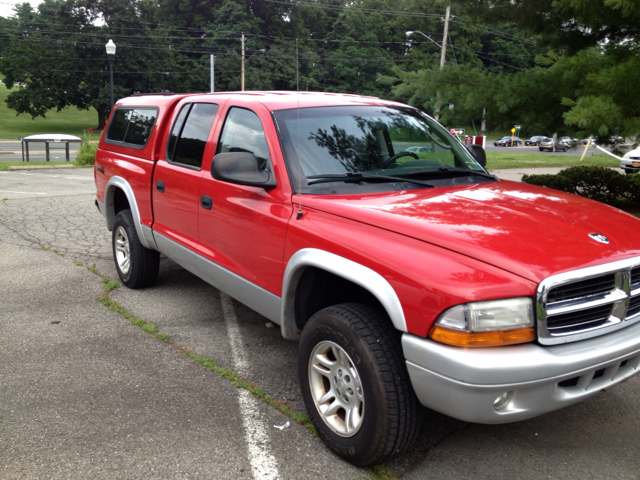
273,105,491,194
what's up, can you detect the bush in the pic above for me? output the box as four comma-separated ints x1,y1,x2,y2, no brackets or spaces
522,166,639,208
75,140,98,166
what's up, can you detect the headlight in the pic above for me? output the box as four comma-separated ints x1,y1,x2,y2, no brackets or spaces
430,298,535,347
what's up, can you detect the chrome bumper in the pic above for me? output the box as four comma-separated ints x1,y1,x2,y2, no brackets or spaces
402,321,640,424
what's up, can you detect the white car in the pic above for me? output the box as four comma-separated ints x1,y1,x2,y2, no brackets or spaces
622,147,640,174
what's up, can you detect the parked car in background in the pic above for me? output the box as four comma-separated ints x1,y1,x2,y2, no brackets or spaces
525,136,546,146
558,136,578,148
494,136,522,147
539,137,572,152
610,136,625,144
622,147,640,174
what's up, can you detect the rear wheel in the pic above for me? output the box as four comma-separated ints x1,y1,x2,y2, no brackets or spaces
298,303,421,467
112,209,160,289
625,169,638,175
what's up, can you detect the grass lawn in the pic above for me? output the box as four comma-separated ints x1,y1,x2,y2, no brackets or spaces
0,84,99,139
486,151,619,170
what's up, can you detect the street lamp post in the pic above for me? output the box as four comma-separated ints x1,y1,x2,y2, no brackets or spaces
105,39,116,110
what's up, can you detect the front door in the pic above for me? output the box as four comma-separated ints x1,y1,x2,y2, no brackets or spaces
197,104,292,295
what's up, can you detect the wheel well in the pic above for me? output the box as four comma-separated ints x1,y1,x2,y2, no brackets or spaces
112,187,130,216
294,267,386,332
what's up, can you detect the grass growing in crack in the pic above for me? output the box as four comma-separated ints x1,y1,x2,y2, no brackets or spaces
73,260,84,266
365,465,398,480
104,281,120,291
86,262,317,435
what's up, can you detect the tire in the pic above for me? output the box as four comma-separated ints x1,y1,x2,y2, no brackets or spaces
539,147,544,151
298,303,421,467
625,169,638,175
112,209,160,289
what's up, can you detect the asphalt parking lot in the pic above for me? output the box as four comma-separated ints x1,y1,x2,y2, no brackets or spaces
1,167,639,479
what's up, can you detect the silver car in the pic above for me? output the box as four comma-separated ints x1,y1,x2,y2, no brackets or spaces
622,147,640,174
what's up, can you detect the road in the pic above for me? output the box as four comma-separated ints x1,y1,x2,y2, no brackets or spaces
1,168,639,479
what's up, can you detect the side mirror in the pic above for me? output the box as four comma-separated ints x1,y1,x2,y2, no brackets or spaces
465,144,487,168
212,152,276,190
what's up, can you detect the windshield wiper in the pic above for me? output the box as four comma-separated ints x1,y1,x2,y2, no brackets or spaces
307,172,435,188
402,167,498,181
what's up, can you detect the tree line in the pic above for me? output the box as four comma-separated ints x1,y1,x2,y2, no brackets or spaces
0,0,637,141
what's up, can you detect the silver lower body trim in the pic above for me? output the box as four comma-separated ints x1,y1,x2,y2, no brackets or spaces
153,232,282,326
402,321,640,424
140,224,158,251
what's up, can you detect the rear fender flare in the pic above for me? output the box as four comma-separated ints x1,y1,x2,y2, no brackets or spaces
102,176,154,250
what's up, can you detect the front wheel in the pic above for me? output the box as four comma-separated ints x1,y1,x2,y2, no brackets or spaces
112,209,160,288
298,303,421,467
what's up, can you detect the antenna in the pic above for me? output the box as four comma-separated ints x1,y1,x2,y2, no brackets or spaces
296,38,303,220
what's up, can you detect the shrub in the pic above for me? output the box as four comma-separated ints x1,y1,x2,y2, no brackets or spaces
522,166,639,208
75,140,98,166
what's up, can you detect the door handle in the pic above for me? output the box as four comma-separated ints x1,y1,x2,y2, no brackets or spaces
200,195,213,210
156,180,165,193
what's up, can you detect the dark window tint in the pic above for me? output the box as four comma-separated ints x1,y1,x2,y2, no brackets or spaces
167,105,190,160
124,110,158,145
218,108,271,169
168,103,218,169
106,108,157,146
107,110,130,142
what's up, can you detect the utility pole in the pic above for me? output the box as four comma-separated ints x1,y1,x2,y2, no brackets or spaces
439,4,450,70
214,55,216,93
435,4,450,121
241,32,245,91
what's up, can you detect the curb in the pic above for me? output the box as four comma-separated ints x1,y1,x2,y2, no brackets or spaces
8,164,75,171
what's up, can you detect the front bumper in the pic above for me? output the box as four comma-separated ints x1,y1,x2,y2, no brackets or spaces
621,158,640,172
402,321,640,424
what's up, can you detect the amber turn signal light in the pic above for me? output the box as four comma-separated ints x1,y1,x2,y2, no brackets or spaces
429,325,535,347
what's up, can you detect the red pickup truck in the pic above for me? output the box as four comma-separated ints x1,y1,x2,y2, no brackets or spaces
95,91,640,466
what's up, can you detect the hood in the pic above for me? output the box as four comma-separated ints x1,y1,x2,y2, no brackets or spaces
302,181,640,283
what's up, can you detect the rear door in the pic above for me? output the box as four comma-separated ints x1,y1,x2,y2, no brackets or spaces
152,101,219,250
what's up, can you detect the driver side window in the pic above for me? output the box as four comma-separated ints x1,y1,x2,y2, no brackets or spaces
217,108,272,170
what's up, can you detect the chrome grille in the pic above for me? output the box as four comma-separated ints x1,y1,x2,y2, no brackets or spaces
631,267,640,287
628,296,640,319
547,304,612,334
537,258,640,345
546,274,616,303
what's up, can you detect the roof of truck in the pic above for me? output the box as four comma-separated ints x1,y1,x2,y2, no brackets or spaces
118,91,405,111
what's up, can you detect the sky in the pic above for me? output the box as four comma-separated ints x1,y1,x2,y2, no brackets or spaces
0,0,43,18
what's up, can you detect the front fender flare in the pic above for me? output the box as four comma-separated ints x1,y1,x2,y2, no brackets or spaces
280,248,407,339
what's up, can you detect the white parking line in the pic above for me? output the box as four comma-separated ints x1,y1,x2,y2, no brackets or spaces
220,292,280,480
0,190,47,195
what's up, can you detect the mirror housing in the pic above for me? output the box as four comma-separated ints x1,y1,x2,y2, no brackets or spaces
465,144,487,168
212,152,276,189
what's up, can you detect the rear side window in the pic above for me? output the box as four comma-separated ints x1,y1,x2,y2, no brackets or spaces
167,103,219,169
106,108,158,147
